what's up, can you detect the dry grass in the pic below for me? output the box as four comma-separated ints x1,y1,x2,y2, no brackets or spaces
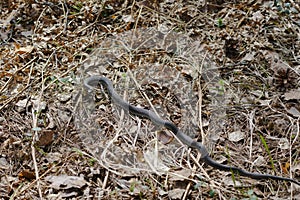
1,0,300,199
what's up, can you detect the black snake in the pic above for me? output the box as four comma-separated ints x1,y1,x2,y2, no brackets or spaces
84,76,300,186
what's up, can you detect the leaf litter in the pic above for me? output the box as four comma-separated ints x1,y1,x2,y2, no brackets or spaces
0,0,300,199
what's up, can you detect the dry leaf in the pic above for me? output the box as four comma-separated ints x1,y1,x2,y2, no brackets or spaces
0,30,9,41
14,45,34,54
282,162,290,174
228,131,245,142
31,98,47,111
157,130,173,145
122,15,135,23
284,89,300,100
223,176,242,187
241,53,255,62
253,155,266,166
45,152,62,163
278,138,289,150
19,169,35,180
169,169,192,181
287,107,300,117
168,188,185,200
37,130,55,146
0,157,9,170
15,98,29,112
45,175,87,190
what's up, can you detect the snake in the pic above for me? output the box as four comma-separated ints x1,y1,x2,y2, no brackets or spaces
84,76,300,186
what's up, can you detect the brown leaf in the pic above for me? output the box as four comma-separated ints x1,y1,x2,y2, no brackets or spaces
36,130,55,146
14,45,34,54
19,169,35,180
282,162,290,174
224,38,241,60
157,130,173,145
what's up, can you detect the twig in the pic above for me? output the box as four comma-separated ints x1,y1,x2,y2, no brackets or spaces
30,99,42,198
0,57,36,93
28,48,55,199
15,162,59,197
0,78,39,112
31,137,42,199
248,110,256,161
182,153,201,200
102,170,109,189
288,0,300,13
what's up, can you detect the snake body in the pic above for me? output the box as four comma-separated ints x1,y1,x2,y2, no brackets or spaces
84,76,300,186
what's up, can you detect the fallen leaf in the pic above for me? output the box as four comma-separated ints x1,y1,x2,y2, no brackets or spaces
157,130,173,145
0,30,8,41
169,169,192,181
228,131,245,142
223,176,242,187
282,162,290,174
287,107,300,117
19,169,35,180
0,157,10,170
284,89,300,100
278,137,289,150
45,152,62,163
14,45,34,54
122,15,135,23
31,98,47,111
37,130,55,146
21,30,33,37
45,175,87,190
15,98,29,112
57,93,72,102
252,155,266,166
241,53,255,62
168,188,185,200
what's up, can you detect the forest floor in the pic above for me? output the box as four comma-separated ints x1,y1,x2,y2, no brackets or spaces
1,0,300,199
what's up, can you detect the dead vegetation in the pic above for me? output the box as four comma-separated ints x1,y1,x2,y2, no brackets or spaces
0,0,300,199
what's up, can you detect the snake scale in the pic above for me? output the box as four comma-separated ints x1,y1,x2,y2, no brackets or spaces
84,76,300,186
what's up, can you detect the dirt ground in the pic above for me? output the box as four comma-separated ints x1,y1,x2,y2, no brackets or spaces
1,0,300,199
